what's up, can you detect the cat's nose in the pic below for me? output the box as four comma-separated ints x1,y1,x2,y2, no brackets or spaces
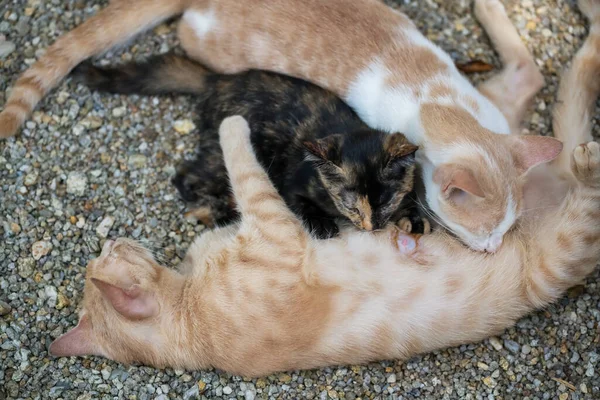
361,218,373,231
484,234,503,253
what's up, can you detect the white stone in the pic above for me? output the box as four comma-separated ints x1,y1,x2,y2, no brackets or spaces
112,106,127,118
66,171,87,196
96,216,115,238
31,241,52,260
173,119,196,134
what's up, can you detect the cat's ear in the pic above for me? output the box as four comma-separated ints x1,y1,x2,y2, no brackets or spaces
303,135,343,165
508,135,563,174
49,314,102,357
434,164,485,199
384,133,418,160
92,278,158,320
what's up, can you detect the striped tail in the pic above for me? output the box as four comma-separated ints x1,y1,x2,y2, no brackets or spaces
0,0,189,138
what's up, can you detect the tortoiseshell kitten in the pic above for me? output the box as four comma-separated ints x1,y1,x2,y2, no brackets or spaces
74,54,427,238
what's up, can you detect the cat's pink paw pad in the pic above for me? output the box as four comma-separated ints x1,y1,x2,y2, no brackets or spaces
396,233,417,254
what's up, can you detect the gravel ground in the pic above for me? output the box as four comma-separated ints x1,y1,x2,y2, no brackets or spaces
1,0,599,399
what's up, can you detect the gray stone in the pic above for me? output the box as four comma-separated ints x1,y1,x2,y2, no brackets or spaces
66,171,88,196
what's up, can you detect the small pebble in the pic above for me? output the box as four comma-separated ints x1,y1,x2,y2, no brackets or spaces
0,40,16,58
489,337,503,351
112,106,127,117
128,154,147,168
66,171,88,196
504,340,521,354
31,241,52,260
96,216,115,238
173,119,196,134
0,300,11,316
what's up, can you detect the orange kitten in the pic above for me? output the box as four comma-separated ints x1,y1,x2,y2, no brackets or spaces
50,0,600,375
0,0,563,252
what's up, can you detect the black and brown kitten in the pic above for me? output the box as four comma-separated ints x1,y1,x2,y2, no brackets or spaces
73,54,427,239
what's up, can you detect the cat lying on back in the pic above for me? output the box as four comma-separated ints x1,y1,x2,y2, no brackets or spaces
73,56,425,238
49,0,600,372
0,0,563,253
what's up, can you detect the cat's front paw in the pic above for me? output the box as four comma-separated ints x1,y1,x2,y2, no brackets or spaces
306,218,339,239
572,142,600,188
391,228,421,256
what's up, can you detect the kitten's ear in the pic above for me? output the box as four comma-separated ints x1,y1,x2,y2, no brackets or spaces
509,135,563,174
49,314,102,357
92,278,158,320
434,164,485,199
384,133,418,160
303,135,343,164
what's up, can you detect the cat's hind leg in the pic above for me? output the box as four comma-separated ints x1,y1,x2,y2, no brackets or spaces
474,0,544,133
552,0,600,179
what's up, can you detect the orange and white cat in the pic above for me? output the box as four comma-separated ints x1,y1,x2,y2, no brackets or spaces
0,0,563,252
50,0,600,377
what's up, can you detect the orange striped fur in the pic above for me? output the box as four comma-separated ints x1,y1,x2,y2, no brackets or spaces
49,0,600,374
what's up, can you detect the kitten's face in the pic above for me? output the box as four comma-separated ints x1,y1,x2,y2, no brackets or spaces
304,131,418,231
49,239,169,365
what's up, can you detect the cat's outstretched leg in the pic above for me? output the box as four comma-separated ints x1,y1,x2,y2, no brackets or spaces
552,0,600,179
219,116,308,246
474,0,544,133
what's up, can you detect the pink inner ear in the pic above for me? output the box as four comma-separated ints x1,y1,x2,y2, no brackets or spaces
435,166,484,198
49,314,99,357
92,278,158,320
511,136,563,173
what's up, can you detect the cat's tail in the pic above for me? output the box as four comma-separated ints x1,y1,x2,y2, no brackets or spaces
0,0,190,138
552,0,600,176
71,54,212,96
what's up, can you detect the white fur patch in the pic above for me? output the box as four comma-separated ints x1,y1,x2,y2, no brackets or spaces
495,193,517,238
346,28,510,143
345,59,421,142
184,9,218,38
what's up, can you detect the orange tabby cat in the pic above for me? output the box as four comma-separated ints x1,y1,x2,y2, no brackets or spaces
0,0,563,253
50,0,600,376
